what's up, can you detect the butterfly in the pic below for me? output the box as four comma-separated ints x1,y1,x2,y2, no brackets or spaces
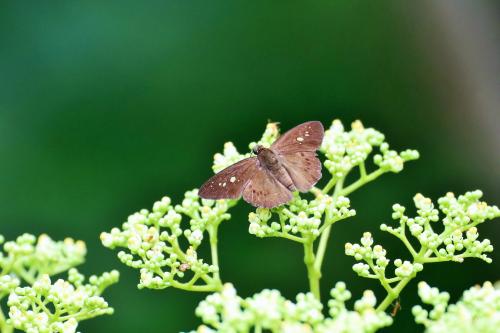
198,121,324,208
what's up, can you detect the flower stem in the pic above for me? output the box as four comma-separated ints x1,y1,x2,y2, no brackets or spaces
303,239,320,299
304,165,386,301
314,179,344,271
340,168,385,197
208,224,222,289
0,308,13,333
274,232,306,244
322,178,337,194
359,162,367,178
377,247,428,312
171,280,221,292
376,277,411,312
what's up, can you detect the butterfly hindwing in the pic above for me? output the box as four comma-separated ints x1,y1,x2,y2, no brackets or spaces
271,121,324,154
198,157,258,199
280,151,322,192
242,167,293,208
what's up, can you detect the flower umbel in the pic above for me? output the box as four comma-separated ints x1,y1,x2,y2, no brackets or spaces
248,194,355,241
101,190,234,291
320,120,419,180
189,282,392,333
0,234,117,333
412,281,500,333
346,190,499,312
7,269,119,333
0,234,86,285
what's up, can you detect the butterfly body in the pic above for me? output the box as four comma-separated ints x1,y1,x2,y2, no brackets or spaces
255,145,296,192
199,121,324,208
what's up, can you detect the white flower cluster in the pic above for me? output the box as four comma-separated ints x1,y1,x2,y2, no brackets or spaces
189,282,392,333
345,232,423,281
319,282,392,333
0,234,117,333
320,119,419,179
7,268,119,333
346,191,498,297
382,191,499,263
0,275,19,299
248,194,355,240
412,281,500,333
0,234,86,284
212,122,280,173
101,190,233,290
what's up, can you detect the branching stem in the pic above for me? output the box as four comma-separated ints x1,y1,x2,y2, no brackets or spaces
376,247,428,312
314,179,344,272
304,166,388,299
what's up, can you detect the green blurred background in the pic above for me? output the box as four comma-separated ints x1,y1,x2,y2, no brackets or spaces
1,1,498,332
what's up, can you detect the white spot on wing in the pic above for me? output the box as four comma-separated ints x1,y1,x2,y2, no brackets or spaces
223,182,227,187
230,176,236,183
296,137,304,142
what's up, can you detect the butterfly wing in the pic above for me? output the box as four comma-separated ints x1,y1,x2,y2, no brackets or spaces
198,157,258,200
280,151,322,192
271,121,324,154
243,167,293,208
200,121,324,206
271,121,324,192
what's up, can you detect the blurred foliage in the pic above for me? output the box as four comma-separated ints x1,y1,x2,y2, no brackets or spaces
0,1,497,332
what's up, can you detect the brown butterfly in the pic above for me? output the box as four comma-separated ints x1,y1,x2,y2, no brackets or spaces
198,121,324,208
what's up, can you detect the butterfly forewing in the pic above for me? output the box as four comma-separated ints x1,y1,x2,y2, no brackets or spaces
198,157,258,199
280,151,322,192
243,167,293,208
271,121,324,154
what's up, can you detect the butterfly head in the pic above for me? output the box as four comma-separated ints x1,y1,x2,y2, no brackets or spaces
252,144,265,155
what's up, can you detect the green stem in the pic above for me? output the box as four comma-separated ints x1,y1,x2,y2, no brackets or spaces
303,165,386,301
418,254,479,264
0,307,13,333
340,168,385,197
303,239,320,299
314,179,344,272
273,232,306,244
322,178,337,194
314,167,384,279
208,224,222,288
171,280,221,292
366,259,394,295
359,162,367,178
394,225,418,258
12,265,35,285
376,277,412,312
186,272,202,287
59,308,114,322
317,213,350,235
377,248,429,312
